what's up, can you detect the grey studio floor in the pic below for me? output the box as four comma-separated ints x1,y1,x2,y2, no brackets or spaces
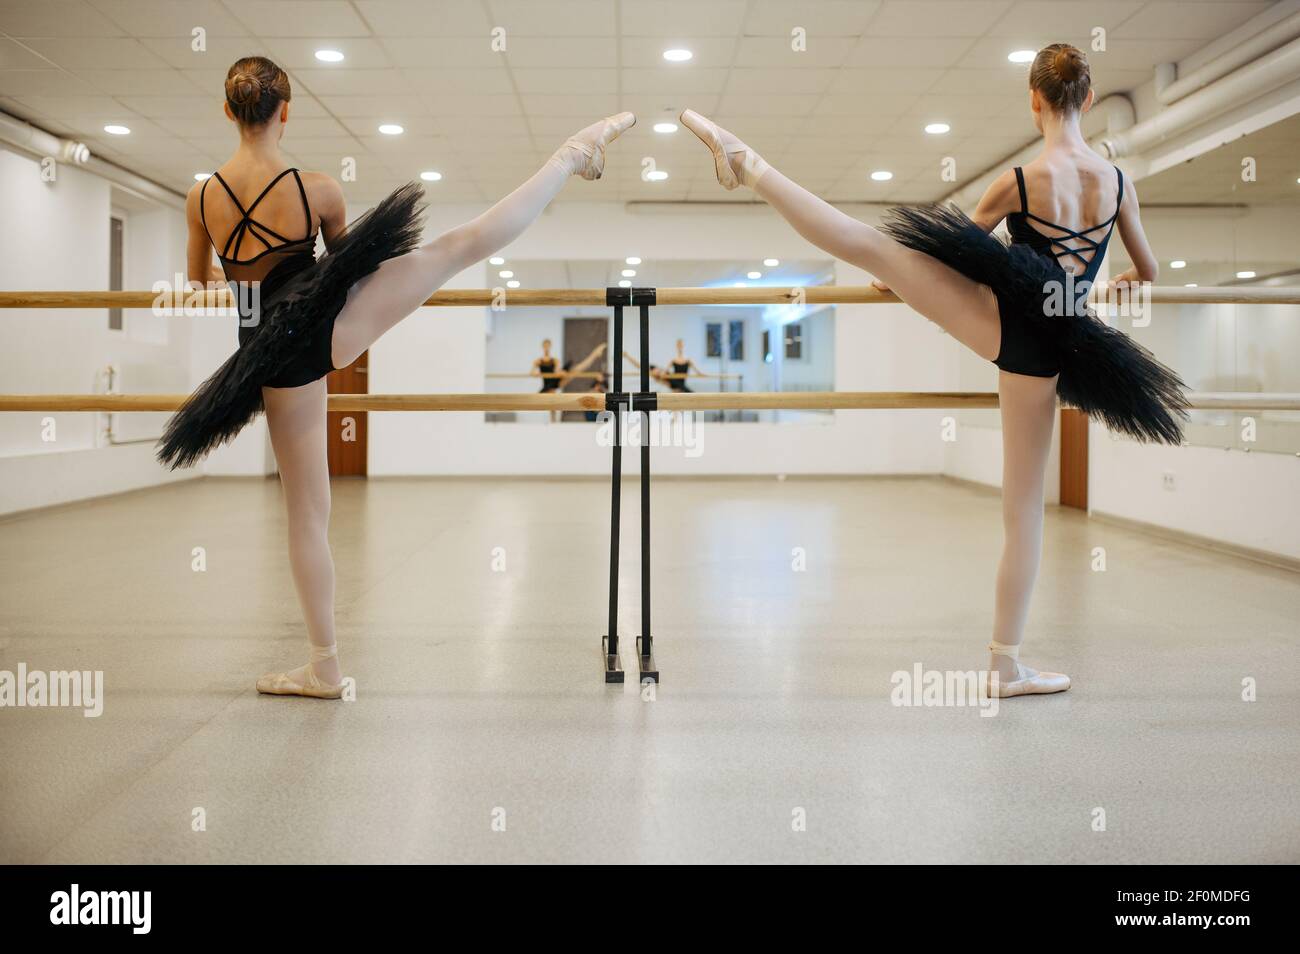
1,475,1297,865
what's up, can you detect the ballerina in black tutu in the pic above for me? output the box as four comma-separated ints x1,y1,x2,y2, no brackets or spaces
680,43,1188,699
164,56,634,697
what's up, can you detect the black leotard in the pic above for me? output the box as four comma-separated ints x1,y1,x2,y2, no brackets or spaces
201,168,328,387
538,357,561,392
669,359,692,392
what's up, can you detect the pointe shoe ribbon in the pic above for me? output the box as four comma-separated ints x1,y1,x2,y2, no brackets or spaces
256,644,345,699
679,109,769,190
563,111,636,180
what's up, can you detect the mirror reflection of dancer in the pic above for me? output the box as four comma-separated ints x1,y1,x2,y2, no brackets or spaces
532,338,564,422
681,43,1187,699
665,339,702,392
158,54,635,699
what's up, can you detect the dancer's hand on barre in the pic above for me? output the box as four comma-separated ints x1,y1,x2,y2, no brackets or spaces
870,278,891,294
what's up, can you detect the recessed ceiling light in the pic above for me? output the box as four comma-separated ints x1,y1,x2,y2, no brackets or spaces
506,280,520,288
618,279,632,288
499,270,513,278
1184,283,1198,288
924,122,950,135
622,269,636,277
1169,260,1186,269
420,170,442,181
625,256,641,265
378,123,404,135
653,122,678,134
1236,270,1256,279
763,258,779,267
646,169,669,181
193,172,211,181
489,256,505,265
103,124,130,135
663,49,693,62
870,170,893,181
747,271,762,279
315,49,344,63
1008,50,1036,64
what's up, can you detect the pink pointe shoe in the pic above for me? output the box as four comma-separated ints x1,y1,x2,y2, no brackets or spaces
559,111,636,180
987,640,1070,699
679,109,770,190
256,644,345,700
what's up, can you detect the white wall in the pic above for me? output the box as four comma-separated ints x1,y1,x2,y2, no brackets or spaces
0,147,195,514
368,199,953,476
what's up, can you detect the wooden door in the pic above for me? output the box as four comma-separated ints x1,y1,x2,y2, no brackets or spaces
561,317,609,422
327,350,367,476
1059,408,1088,510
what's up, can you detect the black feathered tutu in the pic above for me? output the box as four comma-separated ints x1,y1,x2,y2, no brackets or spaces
878,203,1189,445
157,183,426,469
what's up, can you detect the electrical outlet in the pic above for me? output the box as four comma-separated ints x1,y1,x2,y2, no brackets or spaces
1162,471,1176,491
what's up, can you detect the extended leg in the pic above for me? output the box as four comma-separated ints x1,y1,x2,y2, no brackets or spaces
259,379,344,697
330,114,635,368
679,110,1001,360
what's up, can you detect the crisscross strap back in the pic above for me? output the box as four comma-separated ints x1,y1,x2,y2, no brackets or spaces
1008,165,1123,284
200,167,314,266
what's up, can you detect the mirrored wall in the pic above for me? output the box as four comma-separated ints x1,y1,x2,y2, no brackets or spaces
484,259,837,424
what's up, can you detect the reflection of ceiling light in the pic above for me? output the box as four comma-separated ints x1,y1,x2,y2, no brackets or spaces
489,257,504,265
763,258,779,267
499,270,513,278
625,256,641,265
1008,50,1035,64
1236,270,1256,279
315,49,345,62
924,122,950,134
870,170,893,181
622,269,636,277
103,124,130,135
618,279,631,288
747,271,761,279
420,170,442,181
733,281,747,287
506,280,520,288
663,49,693,62
1170,260,1186,269
653,123,677,133
646,169,669,181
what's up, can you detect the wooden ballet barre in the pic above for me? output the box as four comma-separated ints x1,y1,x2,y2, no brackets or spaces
4,285,1300,309
2,392,1297,413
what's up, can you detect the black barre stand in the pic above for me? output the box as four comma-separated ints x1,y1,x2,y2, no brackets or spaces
602,287,659,684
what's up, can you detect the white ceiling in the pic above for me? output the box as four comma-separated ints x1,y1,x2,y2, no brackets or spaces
0,0,1283,205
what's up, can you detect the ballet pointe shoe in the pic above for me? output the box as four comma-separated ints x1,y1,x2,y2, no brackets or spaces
986,640,1070,699
256,644,345,700
559,111,636,180
679,109,769,190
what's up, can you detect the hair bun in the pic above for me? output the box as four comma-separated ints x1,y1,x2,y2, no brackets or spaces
228,73,262,106
1054,47,1083,82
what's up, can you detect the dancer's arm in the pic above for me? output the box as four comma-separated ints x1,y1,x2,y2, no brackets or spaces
302,172,348,248
184,183,221,287
1109,179,1158,286
561,343,608,381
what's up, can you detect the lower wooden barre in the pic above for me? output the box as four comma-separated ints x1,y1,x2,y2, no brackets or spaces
2,391,1296,412
4,285,1300,309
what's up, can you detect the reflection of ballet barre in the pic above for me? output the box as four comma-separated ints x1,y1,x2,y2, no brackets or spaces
4,392,1298,412
6,285,1300,309
486,372,603,379
657,372,741,380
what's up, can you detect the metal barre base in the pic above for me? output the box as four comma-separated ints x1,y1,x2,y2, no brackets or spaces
602,635,624,684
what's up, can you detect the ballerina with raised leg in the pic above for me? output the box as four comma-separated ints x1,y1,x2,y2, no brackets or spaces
681,44,1188,697
161,55,634,698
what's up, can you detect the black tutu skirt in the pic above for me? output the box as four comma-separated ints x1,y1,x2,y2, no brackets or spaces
878,204,1189,445
157,183,426,469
